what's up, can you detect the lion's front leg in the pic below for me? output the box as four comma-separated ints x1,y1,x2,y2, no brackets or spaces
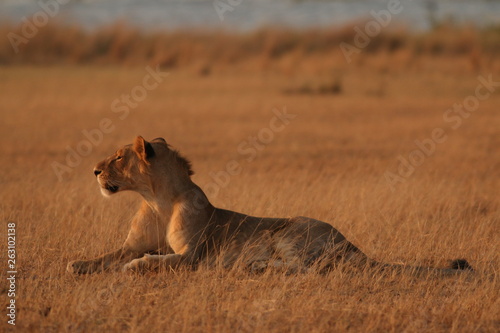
68,203,170,274
67,248,142,274
123,254,184,273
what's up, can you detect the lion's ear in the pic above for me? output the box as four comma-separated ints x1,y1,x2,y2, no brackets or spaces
133,136,155,163
152,137,167,145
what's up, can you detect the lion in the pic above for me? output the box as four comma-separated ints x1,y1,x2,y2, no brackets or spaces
67,136,473,275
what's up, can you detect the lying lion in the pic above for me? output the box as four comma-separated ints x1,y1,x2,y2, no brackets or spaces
67,136,473,275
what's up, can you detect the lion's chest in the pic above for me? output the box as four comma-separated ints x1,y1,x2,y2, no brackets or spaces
167,224,190,254
166,204,191,255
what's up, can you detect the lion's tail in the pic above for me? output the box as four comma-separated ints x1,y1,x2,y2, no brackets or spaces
448,259,474,271
323,241,474,276
372,258,474,276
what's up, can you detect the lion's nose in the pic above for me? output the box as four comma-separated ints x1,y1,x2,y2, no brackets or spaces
93,169,102,177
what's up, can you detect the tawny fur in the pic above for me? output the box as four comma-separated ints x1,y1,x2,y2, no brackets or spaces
67,136,473,275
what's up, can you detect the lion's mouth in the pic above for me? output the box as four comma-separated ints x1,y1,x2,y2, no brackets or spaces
105,184,119,193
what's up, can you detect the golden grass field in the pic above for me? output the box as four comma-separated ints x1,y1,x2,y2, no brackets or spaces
1,25,500,332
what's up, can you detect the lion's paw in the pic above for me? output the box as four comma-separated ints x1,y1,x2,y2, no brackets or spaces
67,260,94,274
122,257,149,273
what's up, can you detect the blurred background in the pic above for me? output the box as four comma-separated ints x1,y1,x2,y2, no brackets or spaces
1,0,499,209
2,0,500,31
1,0,499,200
1,0,499,67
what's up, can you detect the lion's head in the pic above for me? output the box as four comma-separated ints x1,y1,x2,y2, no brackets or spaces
93,136,193,197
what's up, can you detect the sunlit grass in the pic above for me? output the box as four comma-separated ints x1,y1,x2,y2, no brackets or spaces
0,59,499,332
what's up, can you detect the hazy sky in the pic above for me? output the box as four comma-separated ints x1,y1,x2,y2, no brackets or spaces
1,0,499,31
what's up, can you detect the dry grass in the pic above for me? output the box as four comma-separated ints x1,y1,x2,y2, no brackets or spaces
1,31,499,331
1,23,500,71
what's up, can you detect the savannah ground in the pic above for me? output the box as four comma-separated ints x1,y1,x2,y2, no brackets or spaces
1,25,499,332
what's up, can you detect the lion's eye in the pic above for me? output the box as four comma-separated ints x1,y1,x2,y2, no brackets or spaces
116,156,123,161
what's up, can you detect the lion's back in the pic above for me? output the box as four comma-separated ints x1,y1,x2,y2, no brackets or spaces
204,211,348,269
